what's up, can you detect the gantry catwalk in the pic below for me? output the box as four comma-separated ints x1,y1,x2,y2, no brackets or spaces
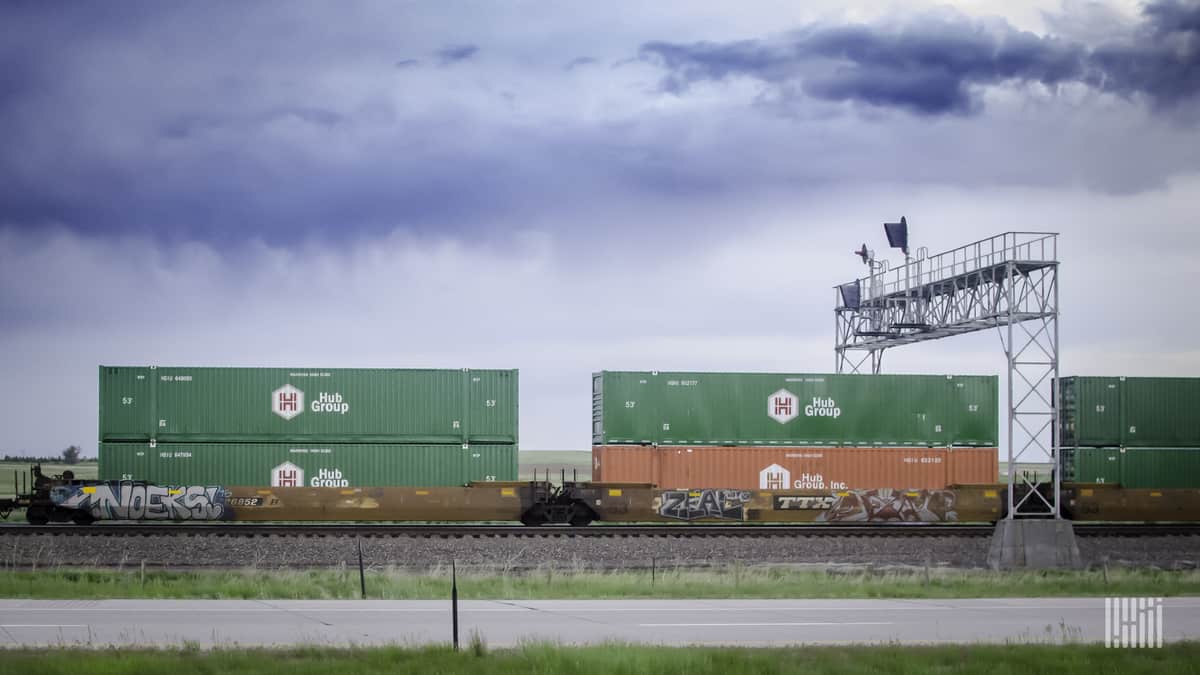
834,231,1060,518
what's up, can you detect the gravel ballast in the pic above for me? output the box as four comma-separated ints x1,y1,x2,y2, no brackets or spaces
5,532,992,570
3,530,1198,570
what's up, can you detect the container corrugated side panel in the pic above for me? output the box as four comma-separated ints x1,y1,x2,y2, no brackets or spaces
100,443,516,486
591,445,659,485
153,368,463,444
947,447,1000,484
101,367,518,444
655,446,956,490
1121,378,1200,448
595,372,997,447
1115,447,1200,488
592,445,997,490
1066,447,1123,484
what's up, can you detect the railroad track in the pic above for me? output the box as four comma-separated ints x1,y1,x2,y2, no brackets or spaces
1,522,1197,538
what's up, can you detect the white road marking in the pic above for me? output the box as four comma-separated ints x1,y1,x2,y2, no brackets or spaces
1,625,88,628
640,622,895,627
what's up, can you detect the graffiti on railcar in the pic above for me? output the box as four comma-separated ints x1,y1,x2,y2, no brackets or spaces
53,483,231,520
809,489,958,522
773,495,837,511
657,489,752,521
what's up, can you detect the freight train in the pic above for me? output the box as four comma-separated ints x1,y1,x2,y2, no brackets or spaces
3,464,1199,525
2,368,1193,525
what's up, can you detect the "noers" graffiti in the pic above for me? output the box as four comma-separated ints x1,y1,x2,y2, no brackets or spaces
54,484,230,521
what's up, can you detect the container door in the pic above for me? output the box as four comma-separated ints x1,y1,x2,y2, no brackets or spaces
1072,378,1123,447
598,372,661,445
461,444,519,483
466,370,518,444
99,367,155,442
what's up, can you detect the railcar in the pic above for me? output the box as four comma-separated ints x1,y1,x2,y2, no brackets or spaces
4,465,1199,525
1,464,1003,524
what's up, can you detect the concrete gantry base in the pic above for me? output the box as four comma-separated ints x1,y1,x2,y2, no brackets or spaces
987,520,1083,570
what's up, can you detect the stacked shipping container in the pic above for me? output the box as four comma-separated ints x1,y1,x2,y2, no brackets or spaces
592,371,999,490
1058,376,1200,487
592,445,998,490
99,367,518,487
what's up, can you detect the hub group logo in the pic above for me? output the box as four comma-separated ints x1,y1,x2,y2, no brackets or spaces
271,385,351,420
271,461,304,487
759,463,791,489
272,384,304,420
768,389,798,424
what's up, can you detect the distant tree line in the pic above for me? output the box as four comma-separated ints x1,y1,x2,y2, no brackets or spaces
2,446,94,464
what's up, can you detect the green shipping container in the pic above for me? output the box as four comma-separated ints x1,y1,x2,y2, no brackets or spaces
100,367,517,444
1064,447,1200,488
1058,376,1200,448
592,371,997,447
1062,447,1123,483
99,443,517,487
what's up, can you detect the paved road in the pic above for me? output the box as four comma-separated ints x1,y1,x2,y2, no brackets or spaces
1,598,1197,648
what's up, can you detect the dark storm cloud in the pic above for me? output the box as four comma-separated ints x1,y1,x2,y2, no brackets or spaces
640,0,1200,115
1,1,1198,249
436,43,479,65
1089,0,1200,107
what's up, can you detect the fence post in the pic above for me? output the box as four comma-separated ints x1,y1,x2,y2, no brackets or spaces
452,559,460,651
357,538,366,599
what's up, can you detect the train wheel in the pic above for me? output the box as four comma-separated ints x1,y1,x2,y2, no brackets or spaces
568,505,595,527
520,506,546,526
26,507,49,525
71,511,95,525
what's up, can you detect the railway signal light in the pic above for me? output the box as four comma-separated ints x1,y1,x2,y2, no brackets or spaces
854,243,869,264
884,216,909,255
839,281,861,310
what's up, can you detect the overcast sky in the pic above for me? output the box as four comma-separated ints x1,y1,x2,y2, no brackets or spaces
1,0,1197,457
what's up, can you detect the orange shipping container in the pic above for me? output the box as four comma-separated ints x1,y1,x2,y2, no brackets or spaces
592,445,998,490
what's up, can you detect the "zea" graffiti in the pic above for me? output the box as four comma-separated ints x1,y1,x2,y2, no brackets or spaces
657,489,752,521
54,483,230,521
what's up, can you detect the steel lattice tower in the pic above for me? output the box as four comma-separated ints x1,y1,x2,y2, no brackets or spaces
834,232,1060,518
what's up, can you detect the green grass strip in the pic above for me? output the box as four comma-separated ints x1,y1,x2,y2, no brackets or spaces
2,566,1198,600
0,643,1198,675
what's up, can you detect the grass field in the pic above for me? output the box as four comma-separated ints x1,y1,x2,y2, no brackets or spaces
0,643,1195,674
518,450,590,482
2,566,1198,601
0,461,97,498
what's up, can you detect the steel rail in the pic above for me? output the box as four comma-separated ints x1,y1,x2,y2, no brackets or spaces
1,522,1197,538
